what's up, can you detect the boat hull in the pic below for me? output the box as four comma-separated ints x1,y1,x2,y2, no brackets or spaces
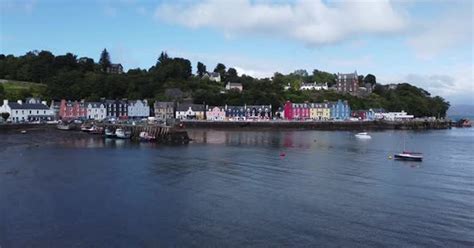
394,154,423,162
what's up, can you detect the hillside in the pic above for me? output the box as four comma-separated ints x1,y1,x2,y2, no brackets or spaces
0,79,47,100
0,50,451,117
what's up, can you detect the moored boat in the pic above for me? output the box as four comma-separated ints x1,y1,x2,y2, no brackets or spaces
57,123,71,130
81,124,94,132
394,151,423,162
105,128,115,138
90,126,103,135
139,131,155,142
115,128,131,139
355,132,371,139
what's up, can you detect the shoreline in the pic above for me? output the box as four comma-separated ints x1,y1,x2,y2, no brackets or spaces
181,120,451,131
0,119,452,133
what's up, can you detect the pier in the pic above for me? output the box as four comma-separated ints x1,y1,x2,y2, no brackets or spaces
99,123,190,144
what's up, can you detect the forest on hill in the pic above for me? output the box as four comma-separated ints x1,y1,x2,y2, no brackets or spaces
0,50,450,117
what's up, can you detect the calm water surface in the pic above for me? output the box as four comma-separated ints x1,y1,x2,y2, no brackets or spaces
0,128,473,247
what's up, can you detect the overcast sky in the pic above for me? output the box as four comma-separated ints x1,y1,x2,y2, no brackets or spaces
1,0,473,104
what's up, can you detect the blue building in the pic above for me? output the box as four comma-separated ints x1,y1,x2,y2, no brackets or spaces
330,100,351,120
225,105,245,120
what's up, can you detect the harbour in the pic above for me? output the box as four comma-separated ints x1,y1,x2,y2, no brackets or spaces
1,128,473,247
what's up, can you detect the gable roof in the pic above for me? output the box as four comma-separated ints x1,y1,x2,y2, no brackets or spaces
8,102,49,110
154,101,174,108
176,103,205,112
87,102,104,108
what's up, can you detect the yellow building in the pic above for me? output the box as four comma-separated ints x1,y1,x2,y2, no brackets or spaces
310,103,331,120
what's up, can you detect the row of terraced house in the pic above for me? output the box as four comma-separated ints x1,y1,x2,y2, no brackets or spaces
154,102,273,121
1,97,413,123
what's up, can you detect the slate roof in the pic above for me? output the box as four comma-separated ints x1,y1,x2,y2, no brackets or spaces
87,102,104,108
154,101,174,109
8,103,49,110
176,103,205,112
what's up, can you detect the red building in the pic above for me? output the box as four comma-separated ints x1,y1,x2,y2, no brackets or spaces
59,99,87,120
351,110,367,120
283,101,310,120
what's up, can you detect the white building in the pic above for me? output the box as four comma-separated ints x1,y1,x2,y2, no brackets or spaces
225,82,243,92
86,102,106,120
0,99,54,123
128,100,150,119
381,111,414,121
300,82,328,91
202,72,221,82
176,103,205,120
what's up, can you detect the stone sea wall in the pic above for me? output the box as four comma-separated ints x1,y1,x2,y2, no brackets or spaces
181,120,451,131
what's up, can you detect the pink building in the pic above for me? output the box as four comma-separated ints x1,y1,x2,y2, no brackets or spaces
59,99,87,120
206,106,226,121
283,101,310,120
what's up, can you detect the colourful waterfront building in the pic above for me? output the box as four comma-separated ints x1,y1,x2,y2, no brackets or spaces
206,106,226,121
329,100,351,120
284,101,310,120
310,102,331,120
59,99,87,120
244,105,272,120
104,100,128,120
225,105,245,120
176,103,205,120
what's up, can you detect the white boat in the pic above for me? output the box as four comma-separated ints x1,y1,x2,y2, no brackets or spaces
139,131,155,142
56,123,71,130
355,132,371,139
105,128,115,138
115,128,131,139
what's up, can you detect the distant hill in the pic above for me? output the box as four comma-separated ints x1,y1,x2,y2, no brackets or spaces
447,104,474,118
0,79,47,100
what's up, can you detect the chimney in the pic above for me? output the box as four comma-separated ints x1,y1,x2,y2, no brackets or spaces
17,100,22,104
3,100,8,106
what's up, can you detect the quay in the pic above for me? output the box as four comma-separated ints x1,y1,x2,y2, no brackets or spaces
180,119,452,130
98,123,190,144
0,123,191,144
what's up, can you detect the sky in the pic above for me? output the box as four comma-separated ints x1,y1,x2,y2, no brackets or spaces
0,0,473,104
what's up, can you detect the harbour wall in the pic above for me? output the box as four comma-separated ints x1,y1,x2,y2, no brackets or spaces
180,120,451,131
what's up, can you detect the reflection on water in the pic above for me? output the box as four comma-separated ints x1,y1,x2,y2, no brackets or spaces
0,128,473,247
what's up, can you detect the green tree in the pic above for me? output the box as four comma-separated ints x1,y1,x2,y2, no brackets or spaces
99,48,111,72
156,51,170,67
226,67,238,82
197,62,207,77
0,84,4,99
364,74,376,85
358,75,364,86
1,112,10,121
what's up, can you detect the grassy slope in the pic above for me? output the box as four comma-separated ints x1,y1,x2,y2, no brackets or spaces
0,79,47,100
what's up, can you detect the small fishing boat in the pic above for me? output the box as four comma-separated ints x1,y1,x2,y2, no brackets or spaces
355,132,371,139
115,128,131,139
81,124,95,132
394,151,423,162
56,123,71,130
462,119,472,128
105,128,115,138
90,126,104,135
21,130,27,134
139,131,155,142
